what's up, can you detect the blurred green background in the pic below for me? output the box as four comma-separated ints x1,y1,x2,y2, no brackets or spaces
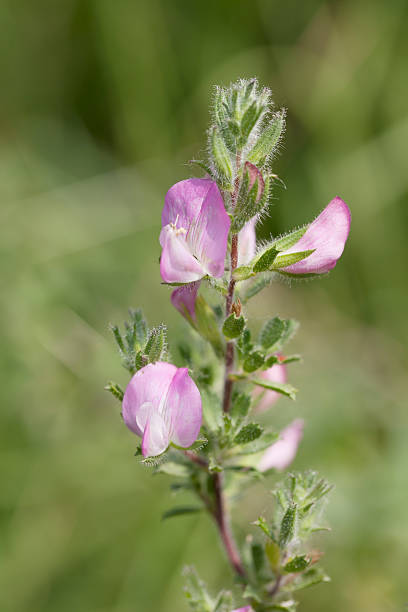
1,1,407,610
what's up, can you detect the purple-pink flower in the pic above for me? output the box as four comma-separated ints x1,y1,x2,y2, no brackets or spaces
160,179,230,283
280,197,351,274
122,362,202,457
258,419,304,472
253,361,287,412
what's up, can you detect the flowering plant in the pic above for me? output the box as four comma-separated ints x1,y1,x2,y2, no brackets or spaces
106,79,350,611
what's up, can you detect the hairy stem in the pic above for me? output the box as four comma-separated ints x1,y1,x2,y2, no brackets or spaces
222,233,238,413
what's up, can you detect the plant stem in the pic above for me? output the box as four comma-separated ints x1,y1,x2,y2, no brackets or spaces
222,233,238,413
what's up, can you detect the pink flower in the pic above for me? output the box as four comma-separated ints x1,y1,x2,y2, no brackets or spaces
232,608,253,612
122,362,202,457
258,419,304,472
280,197,351,274
171,281,200,323
253,362,287,412
238,218,257,266
160,179,230,283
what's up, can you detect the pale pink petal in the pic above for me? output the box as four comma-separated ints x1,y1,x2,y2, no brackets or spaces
186,181,230,278
281,197,351,274
141,411,170,457
258,419,304,472
253,362,287,413
171,281,200,322
122,362,177,436
164,367,202,448
160,225,205,283
238,218,257,266
162,178,214,230
232,607,253,612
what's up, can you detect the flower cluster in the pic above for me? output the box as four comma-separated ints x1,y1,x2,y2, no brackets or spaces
107,79,351,611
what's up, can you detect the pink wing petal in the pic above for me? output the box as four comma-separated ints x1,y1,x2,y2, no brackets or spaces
254,362,287,413
281,197,351,274
122,362,177,436
164,367,202,448
258,419,304,472
160,225,206,283
186,181,230,278
162,178,215,230
141,411,170,457
238,218,257,266
171,281,200,322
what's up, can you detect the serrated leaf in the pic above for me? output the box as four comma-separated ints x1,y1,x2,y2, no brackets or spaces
272,250,315,269
162,506,202,521
259,316,285,349
222,313,245,339
279,503,297,548
253,247,279,273
237,431,279,454
283,555,310,574
272,226,308,251
251,378,297,400
234,423,263,445
243,351,265,373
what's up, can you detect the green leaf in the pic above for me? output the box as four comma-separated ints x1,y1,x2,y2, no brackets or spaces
253,515,273,538
247,110,286,165
195,296,224,357
233,265,254,281
240,100,262,145
222,313,245,339
253,247,279,273
162,506,202,520
259,316,285,349
230,391,252,422
251,541,265,573
251,378,297,400
237,431,279,454
243,351,265,373
156,462,191,477
272,249,315,269
183,566,214,610
283,555,310,574
279,354,302,364
210,126,233,188
104,381,124,402
279,503,298,548
287,567,331,592
213,590,234,612
234,423,263,445
201,388,223,431
265,539,280,571
144,324,167,362
272,226,308,251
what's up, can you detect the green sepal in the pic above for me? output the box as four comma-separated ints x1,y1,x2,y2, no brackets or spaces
272,249,315,269
222,313,245,339
247,109,286,166
210,126,233,189
251,378,297,400
272,226,308,251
